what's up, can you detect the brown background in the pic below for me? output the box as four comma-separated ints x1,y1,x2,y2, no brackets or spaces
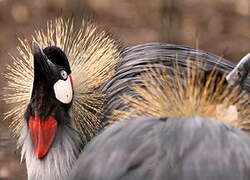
0,0,249,179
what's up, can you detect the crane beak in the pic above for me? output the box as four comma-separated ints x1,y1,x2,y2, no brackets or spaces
32,41,53,84
226,53,250,87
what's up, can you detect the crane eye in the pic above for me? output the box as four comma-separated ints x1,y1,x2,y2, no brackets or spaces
60,70,68,80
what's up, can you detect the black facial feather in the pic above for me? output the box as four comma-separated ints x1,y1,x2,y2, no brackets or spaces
26,45,72,122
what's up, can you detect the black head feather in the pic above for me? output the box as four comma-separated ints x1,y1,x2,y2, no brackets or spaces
43,46,71,74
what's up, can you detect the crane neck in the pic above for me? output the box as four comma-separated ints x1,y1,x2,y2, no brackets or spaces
19,116,82,180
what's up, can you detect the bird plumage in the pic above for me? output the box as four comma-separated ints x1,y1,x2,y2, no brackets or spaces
20,119,81,180
3,18,121,180
4,18,121,141
3,17,250,180
111,59,250,131
69,116,250,180
68,57,250,180
101,42,240,122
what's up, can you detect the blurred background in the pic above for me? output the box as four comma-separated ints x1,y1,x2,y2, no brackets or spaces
0,0,249,179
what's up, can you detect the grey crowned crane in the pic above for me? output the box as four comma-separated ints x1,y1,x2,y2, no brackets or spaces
68,54,250,180
3,17,250,180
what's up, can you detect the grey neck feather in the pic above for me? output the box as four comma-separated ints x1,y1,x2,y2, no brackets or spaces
18,120,82,180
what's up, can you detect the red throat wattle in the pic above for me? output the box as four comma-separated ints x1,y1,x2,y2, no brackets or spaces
29,115,57,159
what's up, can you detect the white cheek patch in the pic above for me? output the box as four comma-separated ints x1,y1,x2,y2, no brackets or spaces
53,77,73,104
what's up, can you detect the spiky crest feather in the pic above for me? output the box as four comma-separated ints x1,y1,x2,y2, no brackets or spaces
3,18,121,140
112,59,250,133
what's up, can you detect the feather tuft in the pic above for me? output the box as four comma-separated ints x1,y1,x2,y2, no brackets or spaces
112,59,250,133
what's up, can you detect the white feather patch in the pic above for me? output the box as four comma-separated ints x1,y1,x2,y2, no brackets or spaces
53,78,73,104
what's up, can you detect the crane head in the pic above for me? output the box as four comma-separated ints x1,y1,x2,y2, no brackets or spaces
26,41,73,159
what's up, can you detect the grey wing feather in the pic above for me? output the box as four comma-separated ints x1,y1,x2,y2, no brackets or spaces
68,116,250,180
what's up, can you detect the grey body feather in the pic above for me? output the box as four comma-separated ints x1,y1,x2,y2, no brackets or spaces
68,116,250,180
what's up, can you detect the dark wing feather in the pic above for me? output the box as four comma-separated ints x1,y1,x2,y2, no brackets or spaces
68,116,250,180
101,43,241,120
